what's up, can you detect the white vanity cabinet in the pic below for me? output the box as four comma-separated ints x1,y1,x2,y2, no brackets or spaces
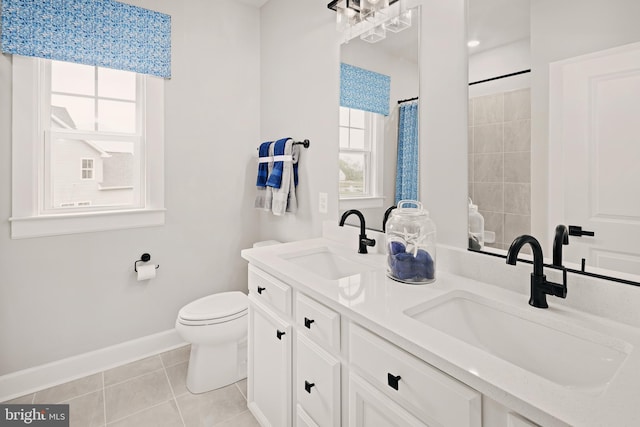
247,264,537,427
248,266,293,427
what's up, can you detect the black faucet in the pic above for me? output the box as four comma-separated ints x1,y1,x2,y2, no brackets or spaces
506,235,567,309
382,205,397,232
552,225,569,267
339,210,376,254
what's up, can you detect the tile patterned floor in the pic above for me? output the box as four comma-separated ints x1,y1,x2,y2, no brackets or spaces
2,346,259,427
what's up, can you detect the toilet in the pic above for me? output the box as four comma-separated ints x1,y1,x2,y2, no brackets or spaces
175,291,248,393
175,240,280,394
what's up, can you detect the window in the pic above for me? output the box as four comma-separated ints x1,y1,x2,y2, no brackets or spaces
80,158,94,180
46,60,142,212
339,106,383,199
10,57,165,239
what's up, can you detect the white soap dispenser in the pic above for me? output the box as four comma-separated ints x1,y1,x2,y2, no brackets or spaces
468,198,485,250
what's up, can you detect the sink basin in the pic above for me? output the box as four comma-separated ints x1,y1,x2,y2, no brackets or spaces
281,246,375,280
404,291,632,393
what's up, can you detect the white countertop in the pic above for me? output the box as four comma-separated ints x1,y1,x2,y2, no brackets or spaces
241,237,640,427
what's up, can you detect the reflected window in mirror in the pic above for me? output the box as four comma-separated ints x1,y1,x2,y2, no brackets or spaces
339,106,383,198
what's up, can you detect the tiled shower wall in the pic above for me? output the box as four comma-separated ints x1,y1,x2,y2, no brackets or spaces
468,88,531,250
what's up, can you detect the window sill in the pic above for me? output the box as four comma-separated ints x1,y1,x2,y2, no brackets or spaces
98,185,135,191
339,196,385,210
9,208,166,239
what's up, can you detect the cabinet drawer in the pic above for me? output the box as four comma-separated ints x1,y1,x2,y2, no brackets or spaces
296,293,340,352
349,324,481,427
349,373,429,427
248,265,291,315
296,334,341,427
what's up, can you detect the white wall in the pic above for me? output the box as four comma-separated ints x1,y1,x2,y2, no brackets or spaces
468,38,530,97
0,0,261,375
258,0,341,241
419,0,468,247
530,0,640,250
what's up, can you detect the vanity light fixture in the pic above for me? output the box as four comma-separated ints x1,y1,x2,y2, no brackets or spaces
467,40,480,48
328,0,412,43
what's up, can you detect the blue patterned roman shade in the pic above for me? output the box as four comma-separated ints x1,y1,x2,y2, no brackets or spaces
340,63,391,116
1,0,171,78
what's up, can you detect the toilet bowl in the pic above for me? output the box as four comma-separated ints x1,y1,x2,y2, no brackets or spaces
175,291,248,394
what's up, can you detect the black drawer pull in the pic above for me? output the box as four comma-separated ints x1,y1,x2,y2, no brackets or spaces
304,380,315,393
257,286,266,294
276,330,286,340
387,373,401,391
304,317,315,329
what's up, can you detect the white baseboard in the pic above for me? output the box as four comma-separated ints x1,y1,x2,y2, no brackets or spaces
0,329,186,402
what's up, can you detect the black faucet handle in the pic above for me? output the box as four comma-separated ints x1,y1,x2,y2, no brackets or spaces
551,268,568,299
361,236,376,247
358,236,376,254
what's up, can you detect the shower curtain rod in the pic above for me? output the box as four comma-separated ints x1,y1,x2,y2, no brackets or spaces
398,96,419,104
469,69,531,86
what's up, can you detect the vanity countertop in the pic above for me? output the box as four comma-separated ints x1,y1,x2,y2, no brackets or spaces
241,237,640,427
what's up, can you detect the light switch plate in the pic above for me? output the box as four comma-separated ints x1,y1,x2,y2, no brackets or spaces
319,192,328,214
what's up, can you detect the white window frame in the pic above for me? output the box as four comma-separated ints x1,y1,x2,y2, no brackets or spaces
339,107,385,210
80,158,95,180
10,56,165,239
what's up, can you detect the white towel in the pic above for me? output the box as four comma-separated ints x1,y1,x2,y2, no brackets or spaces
285,144,300,214
272,140,298,215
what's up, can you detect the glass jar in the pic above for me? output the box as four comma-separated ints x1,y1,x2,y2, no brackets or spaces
385,200,436,284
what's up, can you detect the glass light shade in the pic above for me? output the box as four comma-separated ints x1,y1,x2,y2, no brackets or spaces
336,0,361,32
385,9,412,33
360,24,386,43
360,0,389,14
360,0,389,25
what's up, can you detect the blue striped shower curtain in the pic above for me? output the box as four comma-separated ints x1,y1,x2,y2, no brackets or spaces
395,102,419,202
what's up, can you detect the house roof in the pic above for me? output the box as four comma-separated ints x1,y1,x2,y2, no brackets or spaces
51,106,134,156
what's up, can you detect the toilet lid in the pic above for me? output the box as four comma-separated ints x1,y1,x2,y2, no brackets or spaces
179,291,248,322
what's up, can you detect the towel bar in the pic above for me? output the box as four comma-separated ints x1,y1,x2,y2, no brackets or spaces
256,139,310,150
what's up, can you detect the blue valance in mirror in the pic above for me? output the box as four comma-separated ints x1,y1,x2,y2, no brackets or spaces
340,62,391,116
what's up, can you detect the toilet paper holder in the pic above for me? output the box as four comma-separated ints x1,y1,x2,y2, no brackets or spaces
134,253,160,272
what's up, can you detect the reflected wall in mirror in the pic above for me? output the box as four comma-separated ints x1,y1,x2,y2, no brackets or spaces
338,8,420,232
467,0,640,283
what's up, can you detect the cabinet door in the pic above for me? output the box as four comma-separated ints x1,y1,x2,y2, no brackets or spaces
296,334,340,427
248,296,292,427
349,373,430,427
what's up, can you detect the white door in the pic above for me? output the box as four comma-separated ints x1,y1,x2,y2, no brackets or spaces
549,41,640,276
247,297,292,427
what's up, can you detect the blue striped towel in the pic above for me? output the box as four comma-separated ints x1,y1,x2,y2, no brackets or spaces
256,141,271,187
266,137,291,189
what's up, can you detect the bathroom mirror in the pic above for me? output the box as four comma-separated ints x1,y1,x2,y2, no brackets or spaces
338,7,420,232
467,0,640,284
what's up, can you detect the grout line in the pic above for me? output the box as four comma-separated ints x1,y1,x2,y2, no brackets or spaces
105,399,175,426
102,372,107,427
103,365,166,389
235,381,247,400
159,353,187,427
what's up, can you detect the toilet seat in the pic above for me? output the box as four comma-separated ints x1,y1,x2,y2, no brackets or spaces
178,291,248,326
